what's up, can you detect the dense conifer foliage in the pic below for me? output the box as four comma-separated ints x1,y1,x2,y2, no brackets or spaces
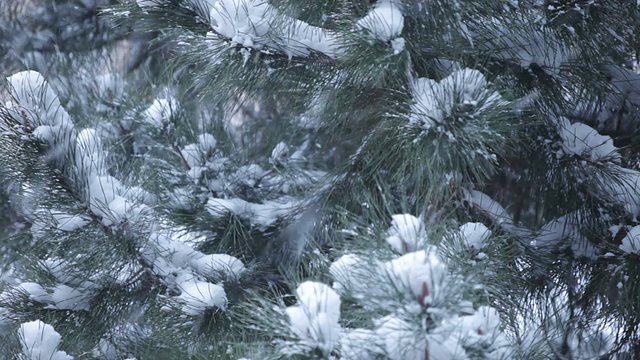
0,0,639,358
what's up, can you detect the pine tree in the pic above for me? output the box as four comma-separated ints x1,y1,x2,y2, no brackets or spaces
0,0,639,359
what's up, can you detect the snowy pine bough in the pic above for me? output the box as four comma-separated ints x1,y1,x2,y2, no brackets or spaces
0,0,639,358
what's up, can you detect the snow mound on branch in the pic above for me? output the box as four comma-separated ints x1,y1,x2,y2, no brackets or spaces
375,315,425,360
425,306,511,359
459,222,491,250
356,0,404,41
47,285,92,311
620,225,640,254
532,213,597,259
383,248,447,307
143,97,178,128
76,129,107,179
6,71,75,163
460,188,530,238
557,118,620,163
339,328,381,360
211,0,272,49
136,0,159,8
190,253,246,280
19,320,73,360
198,133,217,152
19,283,48,302
409,68,504,129
386,214,428,254
607,167,640,218
210,0,339,58
6,71,71,129
18,282,93,311
177,280,227,315
206,196,296,226
329,254,372,294
181,143,204,168
270,142,289,163
458,306,504,343
277,20,340,59
86,176,123,222
143,232,246,281
50,211,90,231
106,196,152,225
480,18,567,76
285,281,341,355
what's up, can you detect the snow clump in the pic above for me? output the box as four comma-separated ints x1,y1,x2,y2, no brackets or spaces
285,281,341,355
356,0,404,41
19,320,73,360
620,225,640,254
409,68,504,129
386,214,428,254
384,248,447,307
458,222,491,257
177,280,227,315
557,117,620,163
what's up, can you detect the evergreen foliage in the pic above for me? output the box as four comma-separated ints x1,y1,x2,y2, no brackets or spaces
0,0,639,359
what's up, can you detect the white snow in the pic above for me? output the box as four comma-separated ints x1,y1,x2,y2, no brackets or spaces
181,143,204,168
329,254,371,294
458,222,491,250
87,175,125,224
230,164,265,187
6,71,75,164
386,214,428,254
211,0,272,49
383,248,447,306
143,97,177,128
141,231,244,307
607,167,640,218
460,188,527,237
210,0,339,58
106,196,152,224
169,187,194,210
19,320,73,360
425,309,508,359
339,328,380,360
144,232,196,269
189,253,246,280
532,213,597,259
187,166,205,184
198,133,217,152
481,18,567,76
47,284,91,311
425,329,467,360
137,0,162,8
7,71,66,128
19,282,48,302
177,280,227,315
75,128,106,179
620,225,640,254
206,196,296,227
409,68,504,129
286,281,341,355
32,126,57,145
459,306,503,343
557,118,620,163
391,37,405,54
375,315,425,360
20,261,95,311
356,0,404,41
270,142,289,163
124,186,156,205
50,211,90,232
276,20,340,59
